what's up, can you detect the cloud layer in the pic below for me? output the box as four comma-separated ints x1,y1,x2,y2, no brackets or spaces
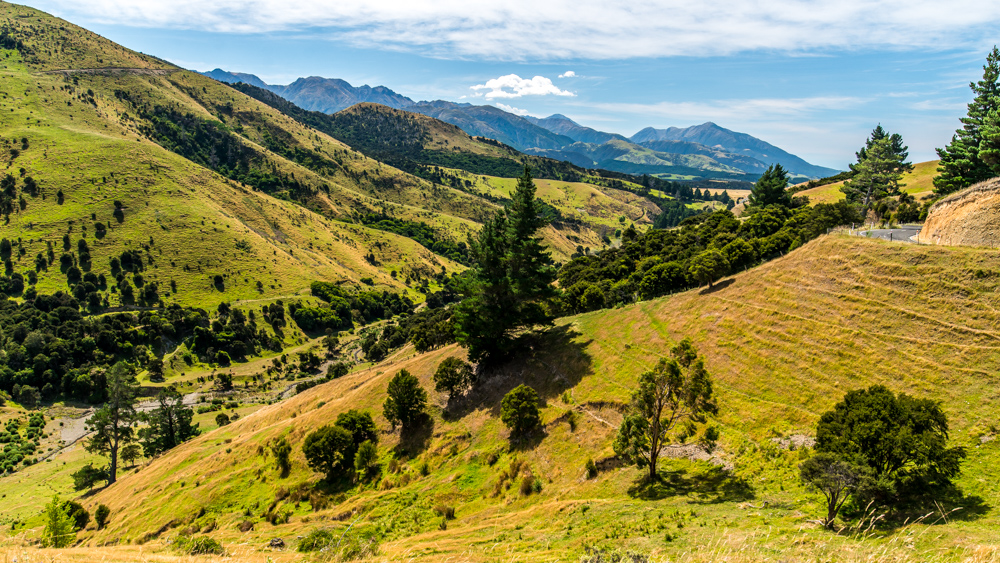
38,0,1000,60
472,74,574,99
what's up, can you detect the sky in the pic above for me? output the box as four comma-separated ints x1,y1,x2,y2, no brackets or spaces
22,0,1000,170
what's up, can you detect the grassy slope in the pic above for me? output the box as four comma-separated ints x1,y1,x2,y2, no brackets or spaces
64,234,1000,561
797,160,939,206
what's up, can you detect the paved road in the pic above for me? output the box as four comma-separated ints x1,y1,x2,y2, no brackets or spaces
857,225,923,243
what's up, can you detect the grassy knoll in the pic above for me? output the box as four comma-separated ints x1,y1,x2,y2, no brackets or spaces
21,234,991,561
797,160,939,206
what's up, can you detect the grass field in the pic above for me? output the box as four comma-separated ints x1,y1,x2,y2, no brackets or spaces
3,234,990,561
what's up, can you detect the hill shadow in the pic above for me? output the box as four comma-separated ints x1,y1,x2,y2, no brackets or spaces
628,463,754,504
445,325,593,428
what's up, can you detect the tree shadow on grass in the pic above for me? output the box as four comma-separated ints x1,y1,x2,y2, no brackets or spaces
446,324,593,428
394,413,434,458
698,278,735,295
628,462,755,504
857,483,991,531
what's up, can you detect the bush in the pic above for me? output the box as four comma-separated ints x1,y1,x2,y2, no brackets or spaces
272,437,292,474
63,500,90,531
179,536,225,556
585,458,598,479
354,440,379,481
500,385,541,438
433,504,456,520
215,413,231,427
302,425,353,481
95,504,111,529
297,528,334,552
433,357,474,399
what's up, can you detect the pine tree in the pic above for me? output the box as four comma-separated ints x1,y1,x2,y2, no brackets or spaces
935,46,1000,195
842,137,906,209
852,125,912,175
85,362,139,484
748,164,791,208
454,167,558,363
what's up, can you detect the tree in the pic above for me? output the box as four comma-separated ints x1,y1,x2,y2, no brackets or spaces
62,500,90,531
383,369,427,432
841,137,907,210
334,409,378,465
687,249,730,288
85,362,139,484
120,443,142,468
215,412,231,427
139,389,200,457
354,440,379,481
95,504,111,530
41,495,75,548
613,342,714,481
800,453,867,529
500,384,541,438
302,424,353,481
748,164,791,208
454,167,558,363
852,125,913,175
146,357,165,382
71,463,108,490
433,357,474,400
815,385,965,503
935,46,1000,195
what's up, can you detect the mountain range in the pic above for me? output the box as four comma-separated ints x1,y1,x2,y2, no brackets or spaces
201,69,840,180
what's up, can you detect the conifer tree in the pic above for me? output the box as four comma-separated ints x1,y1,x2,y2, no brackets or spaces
454,167,558,363
748,164,791,208
85,362,139,484
842,137,907,209
935,46,1000,195
852,125,912,174
139,389,199,457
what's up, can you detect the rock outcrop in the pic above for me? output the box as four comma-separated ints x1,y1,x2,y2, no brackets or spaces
919,178,1000,247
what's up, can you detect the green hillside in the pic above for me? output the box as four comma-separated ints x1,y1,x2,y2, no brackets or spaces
32,234,993,562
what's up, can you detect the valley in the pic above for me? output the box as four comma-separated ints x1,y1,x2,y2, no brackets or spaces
1,2,999,563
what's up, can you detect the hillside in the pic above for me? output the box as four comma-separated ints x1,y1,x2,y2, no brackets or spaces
0,5,477,308
920,176,1000,246
55,234,1000,561
796,160,939,206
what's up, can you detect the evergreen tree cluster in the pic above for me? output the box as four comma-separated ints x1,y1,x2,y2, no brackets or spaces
454,168,559,363
935,46,1000,195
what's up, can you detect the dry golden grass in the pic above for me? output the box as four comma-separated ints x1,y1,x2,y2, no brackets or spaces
796,160,939,206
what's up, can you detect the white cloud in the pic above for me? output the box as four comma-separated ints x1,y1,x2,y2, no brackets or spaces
471,74,574,99
495,103,531,116
558,71,576,78
34,0,1000,60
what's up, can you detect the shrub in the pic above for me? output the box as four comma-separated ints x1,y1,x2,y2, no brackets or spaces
272,437,292,474
63,500,89,531
585,458,598,480
434,504,456,520
95,504,111,529
354,440,379,481
500,385,541,438
180,536,225,555
433,357,473,399
215,413,231,427
297,528,334,552
519,475,535,496
302,425,353,480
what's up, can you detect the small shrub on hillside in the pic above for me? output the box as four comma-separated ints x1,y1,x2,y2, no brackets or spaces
433,504,455,520
176,535,225,556
585,458,598,480
95,504,111,530
519,475,535,496
298,528,334,552
272,437,292,475
418,460,430,476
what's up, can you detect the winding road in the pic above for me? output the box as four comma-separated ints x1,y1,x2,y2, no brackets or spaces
856,225,923,243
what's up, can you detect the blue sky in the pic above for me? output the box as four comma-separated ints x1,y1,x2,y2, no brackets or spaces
23,0,1000,170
